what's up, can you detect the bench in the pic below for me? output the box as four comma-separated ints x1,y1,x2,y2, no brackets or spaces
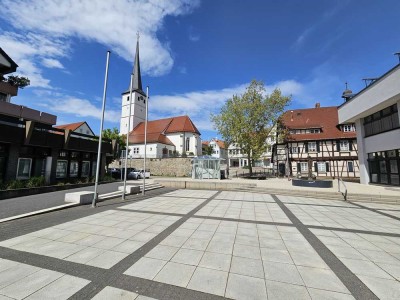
65,191,95,204
118,185,141,194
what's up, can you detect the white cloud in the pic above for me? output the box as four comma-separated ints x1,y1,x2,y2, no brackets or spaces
0,32,68,87
46,97,121,123
1,0,200,77
189,34,200,42
149,80,308,131
42,58,64,69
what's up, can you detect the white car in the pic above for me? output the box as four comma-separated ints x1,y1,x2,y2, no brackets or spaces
128,169,150,179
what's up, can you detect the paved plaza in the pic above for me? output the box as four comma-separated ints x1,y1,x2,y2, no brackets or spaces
0,189,400,299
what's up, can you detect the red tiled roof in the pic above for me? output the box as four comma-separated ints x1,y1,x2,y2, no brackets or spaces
54,121,86,131
213,139,226,149
202,141,209,146
129,115,200,145
281,106,356,141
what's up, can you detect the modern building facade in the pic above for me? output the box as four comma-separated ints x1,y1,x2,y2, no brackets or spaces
275,105,359,179
0,49,112,185
338,64,400,185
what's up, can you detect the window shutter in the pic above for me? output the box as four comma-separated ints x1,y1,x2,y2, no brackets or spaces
326,162,330,172
305,142,308,153
316,141,320,153
349,140,353,151
289,147,292,154
297,162,300,171
336,140,340,151
314,162,318,172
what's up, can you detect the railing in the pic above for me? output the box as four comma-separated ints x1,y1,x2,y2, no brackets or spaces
338,177,348,201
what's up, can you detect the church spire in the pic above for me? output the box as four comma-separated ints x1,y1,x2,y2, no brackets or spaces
128,32,144,94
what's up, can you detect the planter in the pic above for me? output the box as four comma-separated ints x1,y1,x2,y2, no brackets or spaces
292,178,333,188
0,181,115,200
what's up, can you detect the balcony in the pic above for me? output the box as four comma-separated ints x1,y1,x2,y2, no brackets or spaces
0,81,18,97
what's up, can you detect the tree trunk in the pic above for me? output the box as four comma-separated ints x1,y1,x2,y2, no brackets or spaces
248,153,253,175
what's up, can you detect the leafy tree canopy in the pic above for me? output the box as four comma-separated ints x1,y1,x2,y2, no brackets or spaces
102,127,126,165
211,80,291,174
1,75,31,89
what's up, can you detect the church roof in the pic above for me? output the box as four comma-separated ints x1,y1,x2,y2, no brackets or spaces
128,115,200,145
122,39,145,96
54,121,86,131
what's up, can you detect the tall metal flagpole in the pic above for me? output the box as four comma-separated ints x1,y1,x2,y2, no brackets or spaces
92,50,111,208
142,86,149,195
122,74,134,200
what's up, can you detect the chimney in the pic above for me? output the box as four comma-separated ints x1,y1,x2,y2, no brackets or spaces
315,103,320,108
290,110,293,121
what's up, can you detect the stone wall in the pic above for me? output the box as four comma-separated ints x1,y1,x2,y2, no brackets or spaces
110,158,192,177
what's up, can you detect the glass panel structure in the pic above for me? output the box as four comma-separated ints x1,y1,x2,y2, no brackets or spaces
192,156,224,179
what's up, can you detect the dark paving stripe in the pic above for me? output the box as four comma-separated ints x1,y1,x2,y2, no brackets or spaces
193,214,294,227
70,191,223,299
115,207,186,217
116,207,294,227
307,225,400,238
349,201,400,222
272,195,379,300
284,202,362,209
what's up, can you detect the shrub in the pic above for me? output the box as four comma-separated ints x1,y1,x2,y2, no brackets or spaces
26,176,46,188
7,180,26,190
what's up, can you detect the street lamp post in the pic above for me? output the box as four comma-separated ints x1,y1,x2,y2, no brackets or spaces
122,74,134,201
92,50,111,208
142,86,149,195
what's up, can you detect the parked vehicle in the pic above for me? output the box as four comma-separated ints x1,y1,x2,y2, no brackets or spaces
108,168,121,179
127,169,150,179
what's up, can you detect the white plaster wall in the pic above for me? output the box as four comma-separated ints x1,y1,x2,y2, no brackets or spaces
338,66,400,123
76,123,94,136
166,132,199,155
364,128,400,153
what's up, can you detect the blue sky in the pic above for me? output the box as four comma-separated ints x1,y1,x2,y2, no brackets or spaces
1,0,400,141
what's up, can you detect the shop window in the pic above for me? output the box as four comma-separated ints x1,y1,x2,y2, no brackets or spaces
81,161,90,177
17,158,32,180
91,162,97,177
70,161,79,177
56,160,68,178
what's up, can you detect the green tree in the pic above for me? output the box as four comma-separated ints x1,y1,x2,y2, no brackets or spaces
102,128,126,165
211,80,291,174
203,144,214,156
4,75,30,88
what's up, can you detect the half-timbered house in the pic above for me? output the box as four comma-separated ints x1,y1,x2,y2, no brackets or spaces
275,104,360,179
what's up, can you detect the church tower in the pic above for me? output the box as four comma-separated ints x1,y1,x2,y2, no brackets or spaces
119,37,146,136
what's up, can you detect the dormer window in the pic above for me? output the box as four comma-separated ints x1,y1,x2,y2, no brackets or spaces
343,124,355,132
310,129,320,133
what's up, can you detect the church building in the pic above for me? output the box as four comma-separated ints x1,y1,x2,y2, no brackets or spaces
120,39,202,158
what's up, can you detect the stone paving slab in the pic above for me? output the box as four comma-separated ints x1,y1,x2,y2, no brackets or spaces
0,189,399,299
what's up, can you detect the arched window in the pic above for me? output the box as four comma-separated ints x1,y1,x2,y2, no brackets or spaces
186,137,190,152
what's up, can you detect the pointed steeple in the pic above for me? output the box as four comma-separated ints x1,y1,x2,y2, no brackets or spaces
132,37,143,92
123,33,144,95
